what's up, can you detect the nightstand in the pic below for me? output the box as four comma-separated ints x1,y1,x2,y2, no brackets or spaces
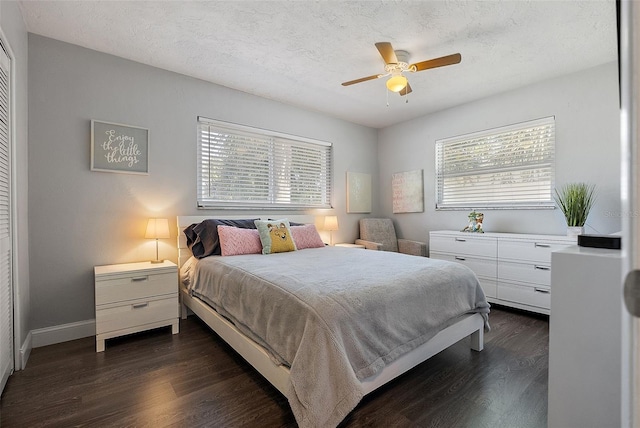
94,260,179,352
334,243,366,249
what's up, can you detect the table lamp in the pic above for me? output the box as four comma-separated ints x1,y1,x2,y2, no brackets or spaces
145,218,170,263
324,215,339,246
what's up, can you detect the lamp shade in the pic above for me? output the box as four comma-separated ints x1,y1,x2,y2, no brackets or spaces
386,74,408,92
145,218,170,239
324,215,339,231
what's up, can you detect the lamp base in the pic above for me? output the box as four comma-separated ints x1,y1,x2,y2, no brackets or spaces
150,259,164,264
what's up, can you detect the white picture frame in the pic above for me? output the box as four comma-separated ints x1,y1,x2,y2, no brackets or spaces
346,172,372,213
91,120,149,175
392,169,424,213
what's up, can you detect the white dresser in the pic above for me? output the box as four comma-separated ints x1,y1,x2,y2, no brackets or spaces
94,260,179,352
429,231,575,314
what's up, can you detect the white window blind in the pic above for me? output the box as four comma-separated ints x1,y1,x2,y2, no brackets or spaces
197,118,332,209
436,116,555,210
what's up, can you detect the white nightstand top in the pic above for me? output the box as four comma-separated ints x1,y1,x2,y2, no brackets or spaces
95,260,177,277
334,243,366,249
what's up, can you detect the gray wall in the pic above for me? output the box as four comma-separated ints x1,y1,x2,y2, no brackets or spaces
378,62,621,248
1,0,30,363
28,35,378,330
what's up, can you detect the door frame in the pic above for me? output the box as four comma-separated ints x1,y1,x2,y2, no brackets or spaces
619,1,638,426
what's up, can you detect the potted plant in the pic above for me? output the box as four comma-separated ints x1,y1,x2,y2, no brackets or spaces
554,182,596,237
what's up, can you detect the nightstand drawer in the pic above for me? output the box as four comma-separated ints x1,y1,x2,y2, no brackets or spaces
96,295,178,334
96,272,177,305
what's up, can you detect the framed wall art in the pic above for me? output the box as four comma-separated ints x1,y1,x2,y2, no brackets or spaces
392,169,424,213
91,120,149,174
346,171,372,213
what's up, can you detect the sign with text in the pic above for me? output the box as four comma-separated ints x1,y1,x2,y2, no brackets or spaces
91,120,149,174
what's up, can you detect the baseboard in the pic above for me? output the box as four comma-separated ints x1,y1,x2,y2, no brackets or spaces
19,330,32,369
32,319,96,348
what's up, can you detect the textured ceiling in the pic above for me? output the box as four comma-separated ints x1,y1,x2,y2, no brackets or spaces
19,0,617,129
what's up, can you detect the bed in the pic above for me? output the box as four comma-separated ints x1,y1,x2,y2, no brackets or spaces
177,215,489,428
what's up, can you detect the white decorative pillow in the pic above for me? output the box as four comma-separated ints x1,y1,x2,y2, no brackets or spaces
254,219,297,254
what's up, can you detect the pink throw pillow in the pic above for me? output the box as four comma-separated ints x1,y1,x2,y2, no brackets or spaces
217,225,262,256
291,224,325,250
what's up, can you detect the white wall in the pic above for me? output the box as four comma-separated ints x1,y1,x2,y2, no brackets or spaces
28,35,378,332
378,62,620,248
0,1,30,367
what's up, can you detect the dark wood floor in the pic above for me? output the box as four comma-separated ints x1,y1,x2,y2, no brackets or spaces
0,306,549,428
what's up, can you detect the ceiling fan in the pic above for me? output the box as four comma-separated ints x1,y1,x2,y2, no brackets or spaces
342,42,462,96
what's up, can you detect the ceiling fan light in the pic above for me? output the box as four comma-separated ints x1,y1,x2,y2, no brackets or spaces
386,75,407,92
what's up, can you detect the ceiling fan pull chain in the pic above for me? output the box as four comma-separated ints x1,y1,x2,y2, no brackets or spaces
386,88,390,107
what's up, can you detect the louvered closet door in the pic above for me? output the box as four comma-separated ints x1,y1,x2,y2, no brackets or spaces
0,45,12,394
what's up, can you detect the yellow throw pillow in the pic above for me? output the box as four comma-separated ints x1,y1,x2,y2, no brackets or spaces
255,219,297,254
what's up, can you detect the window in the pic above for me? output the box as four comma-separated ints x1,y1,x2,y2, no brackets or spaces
435,116,555,210
197,117,332,209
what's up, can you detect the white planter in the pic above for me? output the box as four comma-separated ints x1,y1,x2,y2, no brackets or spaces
567,226,584,238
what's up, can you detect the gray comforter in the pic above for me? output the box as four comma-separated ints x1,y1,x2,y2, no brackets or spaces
184,246,489,428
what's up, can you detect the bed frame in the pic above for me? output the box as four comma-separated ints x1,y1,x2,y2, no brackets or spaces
176,215,484,397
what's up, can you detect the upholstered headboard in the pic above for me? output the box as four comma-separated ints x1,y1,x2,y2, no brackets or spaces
176,215,317,267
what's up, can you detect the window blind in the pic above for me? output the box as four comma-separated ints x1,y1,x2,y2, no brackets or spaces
436,117,555,209
197,118,332,209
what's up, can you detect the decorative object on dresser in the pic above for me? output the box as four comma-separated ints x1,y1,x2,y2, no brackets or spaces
357,218,426,256
145,218,170,263
429,230,576,314
461,210,484,233
94,260,179,352
553,182,596,237
323,215,339,246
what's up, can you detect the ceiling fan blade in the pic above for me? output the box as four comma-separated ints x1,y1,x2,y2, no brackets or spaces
341,74,381,86
411,53,462,72
399,82,412,96
375,42,398,64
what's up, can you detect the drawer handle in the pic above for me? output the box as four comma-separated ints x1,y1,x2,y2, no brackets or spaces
455,256,466,261
534,243,551,248
534,265,551,271
131,276,149,282
132,302,149,309
534,288,550,294
455,238,466,242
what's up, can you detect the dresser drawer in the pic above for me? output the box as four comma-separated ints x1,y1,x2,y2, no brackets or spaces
96,272,177,305
497,281,550,310
430,234,497,258
431,252,497,279
498,260,551,286
479,278,497,299
498,239,572,264
96,295,178,334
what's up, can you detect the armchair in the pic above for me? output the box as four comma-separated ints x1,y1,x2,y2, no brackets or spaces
355,218,427,257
